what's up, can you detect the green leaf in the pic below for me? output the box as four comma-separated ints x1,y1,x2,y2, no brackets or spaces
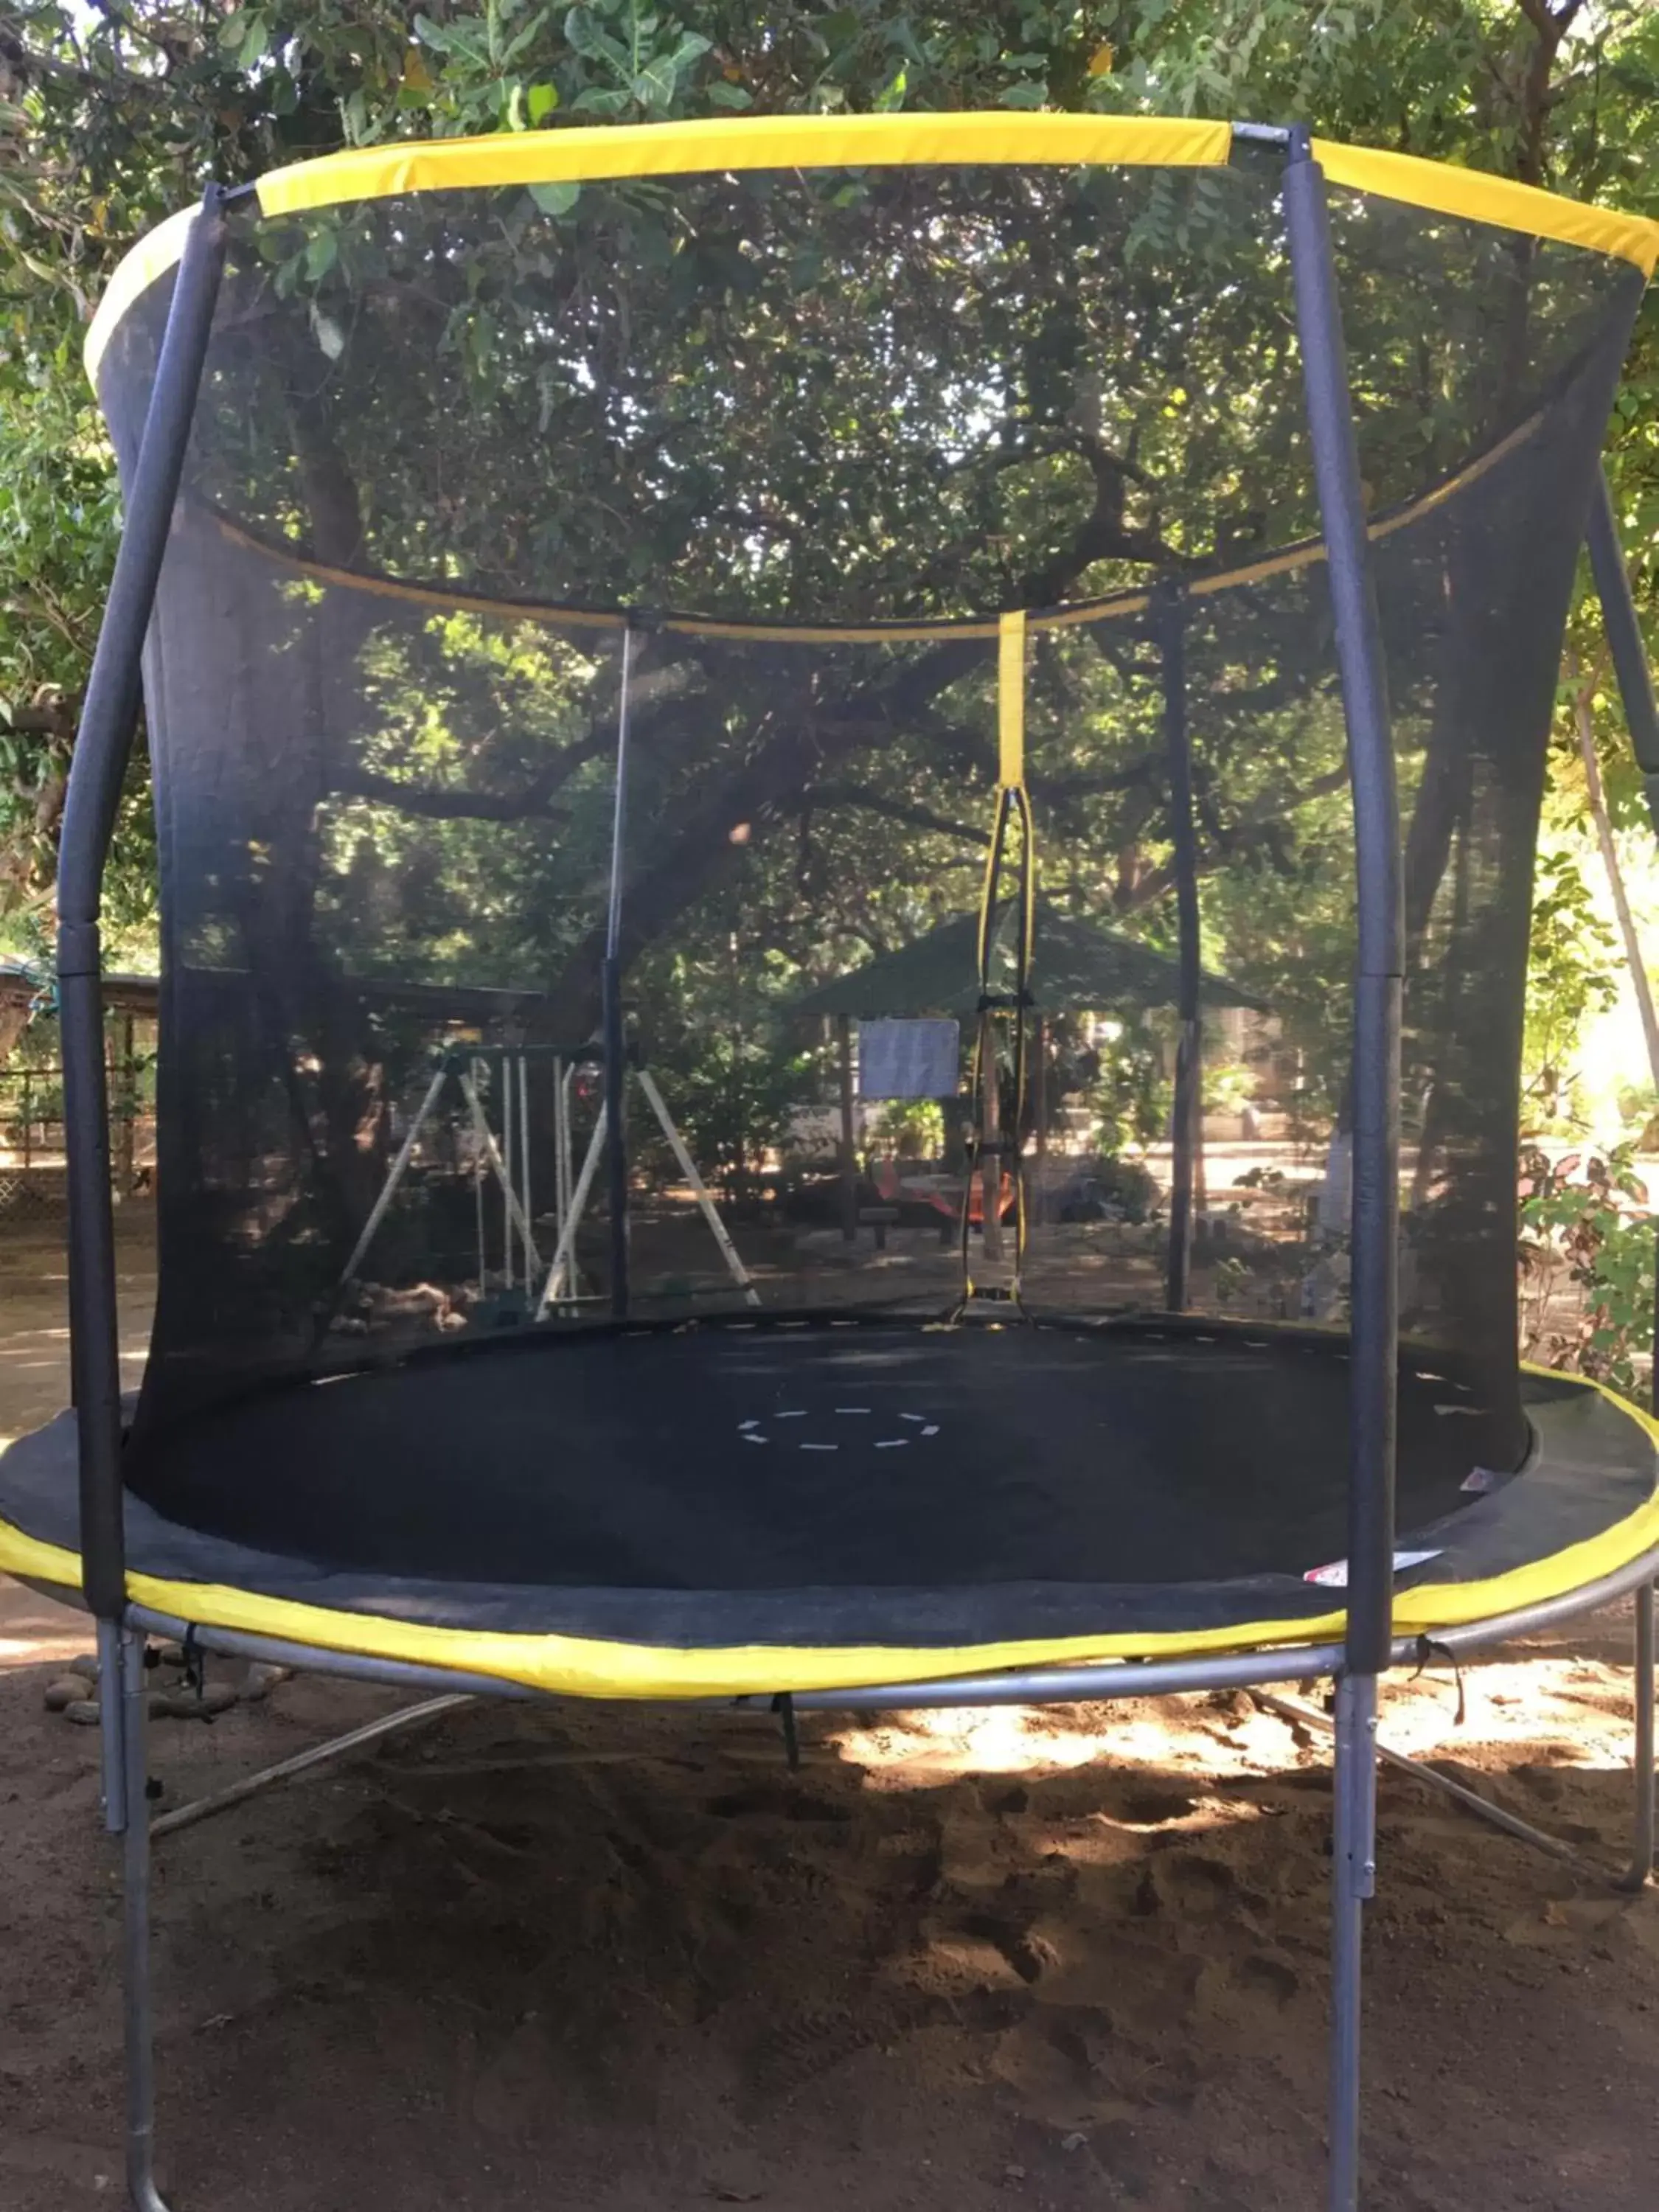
304,229,338,281
501,12,550,66
565,7,629,69
526,81,560,124
671,32,714,69
706,81,752,108
528,181,581,216
872,64,907,112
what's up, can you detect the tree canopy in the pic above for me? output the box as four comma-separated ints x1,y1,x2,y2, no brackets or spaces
1,0,1658,1178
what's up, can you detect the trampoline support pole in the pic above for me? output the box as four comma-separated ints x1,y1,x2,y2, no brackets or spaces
1620,1578,1656,1891
119,1626,172,2212
1157,580,1201,1312
1257,1689,1591,1874
1585,470,1659,1893
152,1694,472,1840
603,624,636,1319
1285,132,1401,2212
98,1613,128,1833
59,191,229,1624
1586,466,1659,834
1329,1670,1377,2212
1283,131,1401,1680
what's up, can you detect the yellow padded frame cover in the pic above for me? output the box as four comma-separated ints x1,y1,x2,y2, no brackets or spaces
1,1370,1655,1700
85,114,1658,379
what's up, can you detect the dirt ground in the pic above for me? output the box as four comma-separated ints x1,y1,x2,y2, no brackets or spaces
2,1212,1658,2210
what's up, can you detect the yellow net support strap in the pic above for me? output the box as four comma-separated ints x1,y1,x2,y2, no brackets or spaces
998,608,1026,786
958,617,1036,1313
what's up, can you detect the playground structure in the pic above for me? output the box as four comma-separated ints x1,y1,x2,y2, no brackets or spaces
338,1041,757,1315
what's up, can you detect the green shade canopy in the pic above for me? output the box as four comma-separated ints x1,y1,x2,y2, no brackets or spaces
792,902,1263,1020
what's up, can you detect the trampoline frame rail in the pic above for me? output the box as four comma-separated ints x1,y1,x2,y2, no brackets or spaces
51,120,1658,2212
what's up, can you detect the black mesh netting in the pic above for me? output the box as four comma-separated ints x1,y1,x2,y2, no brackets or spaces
91,150,1644,1559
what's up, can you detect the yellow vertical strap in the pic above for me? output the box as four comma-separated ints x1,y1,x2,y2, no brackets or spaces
998,611,1026,788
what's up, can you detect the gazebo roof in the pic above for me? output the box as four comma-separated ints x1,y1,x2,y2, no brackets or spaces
792,902,1262,1020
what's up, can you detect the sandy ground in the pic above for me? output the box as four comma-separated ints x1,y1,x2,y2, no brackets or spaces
1,1213,1658,2209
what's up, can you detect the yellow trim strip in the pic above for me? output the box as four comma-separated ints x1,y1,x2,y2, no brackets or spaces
998,610,1026,785
1313,139,1659,279
86,116,1658,380
206,509,988,642
1,1368,1654,1698
200,399,1548,647
257,113,1232,218
83,204,201,386
212,512,629,634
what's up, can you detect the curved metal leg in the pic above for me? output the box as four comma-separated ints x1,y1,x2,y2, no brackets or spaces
1618,1580,1655,1893
118,1627,174,2212
1329,1672,1378,2211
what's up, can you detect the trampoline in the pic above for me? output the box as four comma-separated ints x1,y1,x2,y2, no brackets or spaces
7,113,1659,2212
4,1314,1656,1694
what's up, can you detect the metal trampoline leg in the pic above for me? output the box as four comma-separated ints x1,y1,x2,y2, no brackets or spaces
1618,1579,1656,1893
97,1615,128,1834
1329,1672,1378,2212
118,1628,173,2212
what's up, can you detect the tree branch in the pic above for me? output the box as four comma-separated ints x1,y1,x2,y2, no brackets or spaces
334,725,611,822
1118,763,1351,912
0,18,174,100
1,700,77,737
1017,431,1180,606
331,771,571,823
809,783,990,846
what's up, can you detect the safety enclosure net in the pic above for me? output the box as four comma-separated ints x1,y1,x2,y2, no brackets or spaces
90,135,1644,1521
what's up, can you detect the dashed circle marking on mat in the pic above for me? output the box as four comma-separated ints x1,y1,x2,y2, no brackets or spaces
737,1405,943,1451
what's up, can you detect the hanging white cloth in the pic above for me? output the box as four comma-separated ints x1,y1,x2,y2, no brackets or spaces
857,1018,960,1100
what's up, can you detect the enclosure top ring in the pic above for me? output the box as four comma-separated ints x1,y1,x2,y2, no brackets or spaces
84,111,1659,383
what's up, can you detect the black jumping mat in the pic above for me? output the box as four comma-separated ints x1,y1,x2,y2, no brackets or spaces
122,1318,1514,1589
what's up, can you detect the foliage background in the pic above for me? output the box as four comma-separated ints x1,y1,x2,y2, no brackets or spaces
2,1,1658,1251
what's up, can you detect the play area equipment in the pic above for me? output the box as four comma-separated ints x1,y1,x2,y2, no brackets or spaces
4,115,1659,2209
338,1041,554,1304
338,1040,757,1314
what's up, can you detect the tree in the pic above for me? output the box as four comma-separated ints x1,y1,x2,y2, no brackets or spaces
0,1,1654,922
2,1,1658,1299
